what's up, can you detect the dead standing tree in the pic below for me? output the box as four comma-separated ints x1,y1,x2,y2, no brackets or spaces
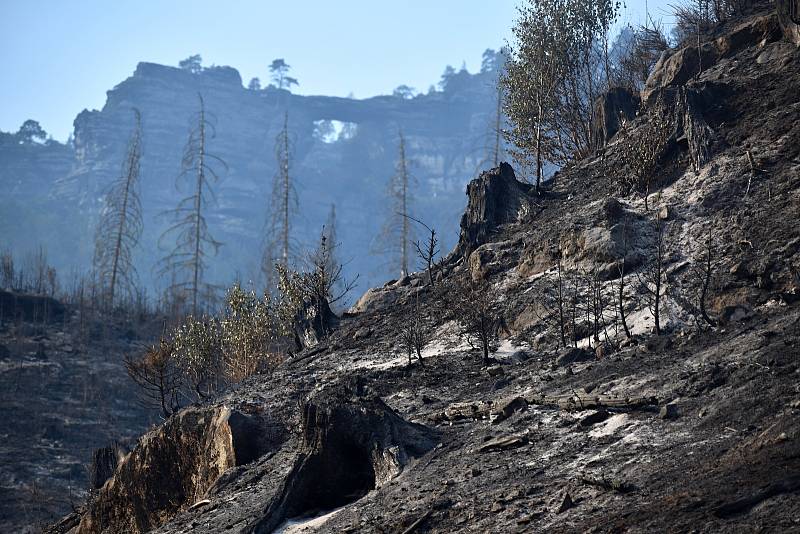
94,108,144,308
694,232,717,327
158,94,227,316
264,111,298,278
453,277,502,365
375,130,414,279
619,97,674,210
124,336,182,420
637,218,668,335
616,216,633,339
402,214,440,287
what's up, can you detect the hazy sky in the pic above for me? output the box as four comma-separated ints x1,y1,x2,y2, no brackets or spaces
1,0,675,142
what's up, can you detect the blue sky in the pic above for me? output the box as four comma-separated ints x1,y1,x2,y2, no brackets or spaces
1,0,675,142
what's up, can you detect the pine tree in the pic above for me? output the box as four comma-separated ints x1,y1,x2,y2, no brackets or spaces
94,108,143,308
158,94,227,316
375,130,414,278
262,111,297,287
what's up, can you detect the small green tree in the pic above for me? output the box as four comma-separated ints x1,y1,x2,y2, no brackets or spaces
269,59,298,90
220,284,283,382
16,120,47,144
179,54,203,73
172,315,222,398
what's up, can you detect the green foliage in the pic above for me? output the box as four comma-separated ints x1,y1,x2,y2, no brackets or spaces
16,120,47,144
179,54,203,73
220,284,284,381
502,0,621,185
172,315,222,397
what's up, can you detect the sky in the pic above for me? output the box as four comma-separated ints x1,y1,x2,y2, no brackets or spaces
1,0,675,142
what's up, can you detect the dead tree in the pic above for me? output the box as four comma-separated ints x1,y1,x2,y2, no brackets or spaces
158,94,227,316
94,108,144,309
306,228,358,310
617,217,633,339
375,130,414,278
491,77,504,167
453,277,500,365
696,233,717,327
263,111,298,281
277,228,358,341
403,214,440,287
124,336,182,419
619,96,673,210
401,294,430,366
637,218,668,335
556,248,568,348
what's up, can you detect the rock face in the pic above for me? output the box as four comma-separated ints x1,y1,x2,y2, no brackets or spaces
457,162,533,258
777,0,800,45
62,384,436,534
0,58,508,291
252,388,438,533
591,87,640,149
642,12,781,103
74,406,283,534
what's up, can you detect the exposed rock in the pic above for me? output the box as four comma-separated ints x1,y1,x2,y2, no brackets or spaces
642,13,780,103
468,241,515,282
350,287,399,314
486,365,505,377
251,390,438,533
777,0,800,45
720,304,754,323
477,434,528,453
491,396,528,424
579,410,611,428
518,198,650,280
592,87,640,150
556,491,574,514
659,403,680,420
75,406,283,533
457,163,534,258
88,444,124,490
555,347,594,367
729,261,753,280
756,41,796,64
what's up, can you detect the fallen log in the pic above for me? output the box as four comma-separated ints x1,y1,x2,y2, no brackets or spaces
400,509,433,534
525,393,658,411
441,401,492,421
578,473,636,493
477,434,529,453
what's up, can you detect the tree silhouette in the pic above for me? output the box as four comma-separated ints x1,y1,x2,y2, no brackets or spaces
269,59,299,90
375,130,414,278
158,94,227,316
262,111,298,286
16,120,47,144
94,108,144,308
179,54,203,74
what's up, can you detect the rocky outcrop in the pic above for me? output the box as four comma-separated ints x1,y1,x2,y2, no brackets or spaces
252,387,438,533
517,198,650,280
642,13,781,103
591,87,640,149
777,0,800,45
73,406,284,534
1,57,507,291
456,162,534,258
